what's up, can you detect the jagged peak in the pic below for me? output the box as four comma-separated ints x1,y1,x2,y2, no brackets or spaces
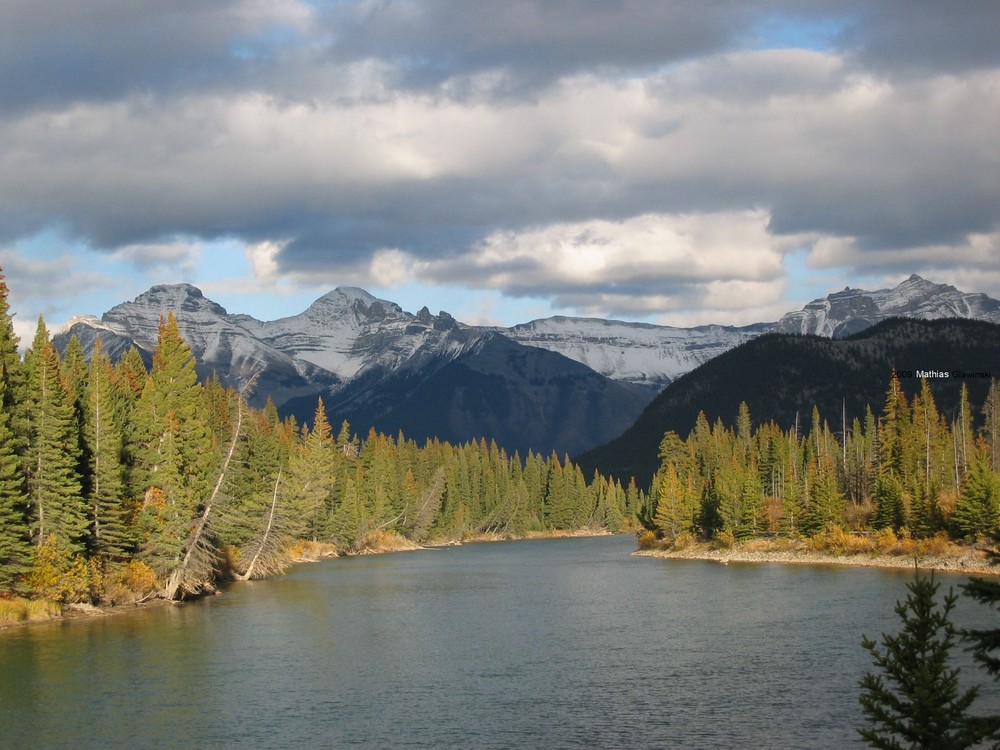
304,286,405,322
121,283,227,312
316,286,378,303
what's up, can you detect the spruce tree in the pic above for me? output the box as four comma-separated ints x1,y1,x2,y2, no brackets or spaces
0,266,26,431
952,443,1000,540
872,473,907,532
24,318,87,551
0,377,31,591
961,533,1000,750
653,462,692,539
0,267,30,590
84,339,132,559
134,314,216,579
859,573,989,749
283,398,337,541
962,534,1000,683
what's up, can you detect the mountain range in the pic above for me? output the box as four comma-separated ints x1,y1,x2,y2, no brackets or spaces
55,274,1000,458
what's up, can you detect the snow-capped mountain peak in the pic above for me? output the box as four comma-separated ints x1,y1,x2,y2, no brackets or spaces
774,274,1000,338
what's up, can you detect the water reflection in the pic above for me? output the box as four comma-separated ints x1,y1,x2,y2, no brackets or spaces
1,536,997,749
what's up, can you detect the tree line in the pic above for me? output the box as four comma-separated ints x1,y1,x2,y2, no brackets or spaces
0,267,636,603
646,373,1000,544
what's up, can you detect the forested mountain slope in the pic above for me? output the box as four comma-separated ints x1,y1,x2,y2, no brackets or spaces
578,318,1000,487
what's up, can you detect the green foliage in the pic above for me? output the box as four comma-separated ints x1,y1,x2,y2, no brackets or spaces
0,377,31,591
84,340,132,559
872,473,907,533
636,371,1000,551
961,530,1000,736
24,318,87,551
858,573,990,749
0,271,643,599
952,443,1000,540
27,534,91,604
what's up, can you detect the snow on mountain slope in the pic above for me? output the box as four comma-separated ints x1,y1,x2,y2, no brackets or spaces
98,283,313,384
254,288,467,380
774,274,1000,338
56,273,1000,413
503,316,766,388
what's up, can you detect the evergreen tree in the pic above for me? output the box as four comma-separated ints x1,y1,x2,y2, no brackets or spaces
285,399,337,541
653,462,694,539
962,532,1000,686
801,455,843,536
0,265,26,439
859,573,989,749
952,442,1000,540
872,473,907,533
134,314,216,579
0,267,30,590
984,380,1000,473
84,339,132,559
24,318,87,551
0,377,31,591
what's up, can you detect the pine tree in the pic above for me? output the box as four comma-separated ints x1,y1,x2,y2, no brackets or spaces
24,318,87,551
962,532,1000,685
285,399,337,541
872,473,907,532
952,442,1000,540
134,314,216,582
0,377,31,591
0,266,30,591
84,339,132,559
0,265,26,437
653,462,692,539
859,573,989,749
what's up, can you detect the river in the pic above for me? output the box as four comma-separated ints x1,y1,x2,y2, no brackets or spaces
2,535,998,749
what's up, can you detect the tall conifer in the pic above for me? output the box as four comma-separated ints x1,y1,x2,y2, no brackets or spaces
0,267,30,590
24,318,87,551
85,339,131,559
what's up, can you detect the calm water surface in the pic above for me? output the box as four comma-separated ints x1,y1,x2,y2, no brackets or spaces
2,535,998,749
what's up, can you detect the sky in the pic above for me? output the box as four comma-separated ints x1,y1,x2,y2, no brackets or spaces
2,1,1000,346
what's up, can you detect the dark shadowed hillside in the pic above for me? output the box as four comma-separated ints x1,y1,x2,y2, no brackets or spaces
577,318,1000,487
283,332,655,457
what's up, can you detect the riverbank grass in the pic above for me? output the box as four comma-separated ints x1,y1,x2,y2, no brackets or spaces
0,597,61,625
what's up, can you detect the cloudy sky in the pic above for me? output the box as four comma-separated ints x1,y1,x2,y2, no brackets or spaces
2,1,999,344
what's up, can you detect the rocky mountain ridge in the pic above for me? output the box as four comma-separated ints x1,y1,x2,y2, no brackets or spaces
53,274,1000,456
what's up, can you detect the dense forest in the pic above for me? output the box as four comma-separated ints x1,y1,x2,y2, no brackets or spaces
0,268,637,605
579,317,1000,486
643,375,1000,545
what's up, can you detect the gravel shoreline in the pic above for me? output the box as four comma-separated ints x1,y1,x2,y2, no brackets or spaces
634,545,1000,576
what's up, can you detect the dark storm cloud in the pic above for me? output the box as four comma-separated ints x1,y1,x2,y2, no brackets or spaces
839,1,1000,76
326,0,754,90
0,1,301,114
2,0,1000,315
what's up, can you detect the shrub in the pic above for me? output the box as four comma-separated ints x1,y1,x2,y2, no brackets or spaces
100,560,160,605
636,530,658,550
26,535,91,604
672,531,695,551
711,529,737,550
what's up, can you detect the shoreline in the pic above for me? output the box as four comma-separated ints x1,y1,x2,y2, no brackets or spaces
634,543,1000,576
1,527,618,632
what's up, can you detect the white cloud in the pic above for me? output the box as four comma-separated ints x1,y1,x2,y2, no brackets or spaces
244,240,284,284
1,8,999,323
404,210,800,318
